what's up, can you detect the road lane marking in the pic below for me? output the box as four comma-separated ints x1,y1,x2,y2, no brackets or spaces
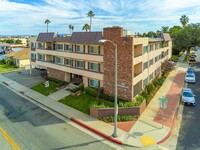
0,127,21,150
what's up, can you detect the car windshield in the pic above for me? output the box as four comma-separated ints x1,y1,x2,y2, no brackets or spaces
187,70,194,74
186,74,194,78
183,91,194,97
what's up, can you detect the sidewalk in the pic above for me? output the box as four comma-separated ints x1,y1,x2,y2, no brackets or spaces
0,65,186,148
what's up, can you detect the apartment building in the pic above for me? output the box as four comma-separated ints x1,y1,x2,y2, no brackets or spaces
30,26,172,101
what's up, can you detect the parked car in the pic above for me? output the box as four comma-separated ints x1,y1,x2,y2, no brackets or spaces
191,52,197,57
181,88,196,106
189,56,196,62
185,73,196,83
186,68,195,75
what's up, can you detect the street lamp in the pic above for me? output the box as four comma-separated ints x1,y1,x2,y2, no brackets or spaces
99,39,118,138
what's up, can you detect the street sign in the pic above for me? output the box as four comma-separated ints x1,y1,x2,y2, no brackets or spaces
159,101,167,109
158,96,168,128
158,96,168,103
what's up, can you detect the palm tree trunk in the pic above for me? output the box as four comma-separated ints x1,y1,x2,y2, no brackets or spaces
90,17,92,32
47,24,48,33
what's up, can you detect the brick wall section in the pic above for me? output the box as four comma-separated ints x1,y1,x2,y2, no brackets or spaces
47,68,65,81
90,100,146,118
103,27,133,101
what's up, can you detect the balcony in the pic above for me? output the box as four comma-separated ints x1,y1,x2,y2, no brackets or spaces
31,58,36,62
134,62,142,77
31,47,36,51
133,73,142,86
36,60,103,80
36,49,103,62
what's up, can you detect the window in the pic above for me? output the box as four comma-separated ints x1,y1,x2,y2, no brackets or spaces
149,59,153,66
134,80,142,96
38,43,44,49
89,79,99,87
143,46,148,54
149,73,153,81
89,46,99,54
76,60,84,68
56,44,63,51
155,56,159,62
143,77,148,88
55,57,64,64
64,44,72,52
143,61,148,70
76,45,84,53
65,58,72,66
31,42,35,48
38,54,44,61
31,53,36,59
149,45,154,51
88,62,100,72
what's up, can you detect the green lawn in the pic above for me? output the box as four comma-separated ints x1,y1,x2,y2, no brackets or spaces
59,93,114,114
0,63,18,73
31,81,58,96
171,55,179,61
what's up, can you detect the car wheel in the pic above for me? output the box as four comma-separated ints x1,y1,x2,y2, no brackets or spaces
193,103,196,107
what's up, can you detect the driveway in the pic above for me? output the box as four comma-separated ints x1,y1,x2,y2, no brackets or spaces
2,69,45,88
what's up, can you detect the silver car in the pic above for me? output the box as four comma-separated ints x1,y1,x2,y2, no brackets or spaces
185,73,196,83
181,88,196,106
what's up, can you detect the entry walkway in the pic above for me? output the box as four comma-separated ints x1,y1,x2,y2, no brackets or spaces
47,84,77,101
0,65,186,147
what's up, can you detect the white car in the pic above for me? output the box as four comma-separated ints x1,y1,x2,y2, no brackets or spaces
185,73,196,83
181,88,196,106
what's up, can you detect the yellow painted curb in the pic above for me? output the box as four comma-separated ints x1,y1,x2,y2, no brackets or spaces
0,127,21,150
140,136,155,146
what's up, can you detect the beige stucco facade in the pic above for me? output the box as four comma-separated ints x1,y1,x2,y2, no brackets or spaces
30,27,172,101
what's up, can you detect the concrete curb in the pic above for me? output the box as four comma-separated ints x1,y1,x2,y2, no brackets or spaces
157,69,185,144
157,107,178,144
70,117,123,145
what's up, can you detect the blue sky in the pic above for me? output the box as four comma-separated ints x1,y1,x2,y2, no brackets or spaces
0,0,200,35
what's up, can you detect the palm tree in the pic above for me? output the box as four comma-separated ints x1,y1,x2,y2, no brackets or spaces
69,25,72,34
71,25,74,33
180,15,189,28
87,10,95,32
44,19,51,33
82,24,90,32
161,26,169,33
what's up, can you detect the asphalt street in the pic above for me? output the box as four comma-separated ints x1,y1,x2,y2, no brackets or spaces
0,84,117,150
176,50,200,150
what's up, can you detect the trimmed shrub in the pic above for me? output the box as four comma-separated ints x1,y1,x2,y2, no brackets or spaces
146,83,155,94
9,60,15,66
45,77,67,87
1,59,6,64
100,115,134,122
90,102,109,108
85,87,97,97
71,83,84,93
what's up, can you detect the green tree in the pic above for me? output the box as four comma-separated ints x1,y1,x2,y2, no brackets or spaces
44,19,51,33
15,39,22,44
161,26,169,32
147,31,157,38
71,25,74,33
69,25,72,34
180,15,189,28
87,10,95,32
156,30,161,37
82,24,90,32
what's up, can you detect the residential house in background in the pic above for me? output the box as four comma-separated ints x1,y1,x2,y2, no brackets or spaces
5,48,30,69
30,26,172,101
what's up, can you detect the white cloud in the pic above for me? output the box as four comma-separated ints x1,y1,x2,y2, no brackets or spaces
0,0,200,35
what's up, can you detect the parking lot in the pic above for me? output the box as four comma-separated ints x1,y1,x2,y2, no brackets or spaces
2,69,45,88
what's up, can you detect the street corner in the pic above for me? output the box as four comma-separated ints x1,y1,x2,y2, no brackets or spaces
140,136,156,146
